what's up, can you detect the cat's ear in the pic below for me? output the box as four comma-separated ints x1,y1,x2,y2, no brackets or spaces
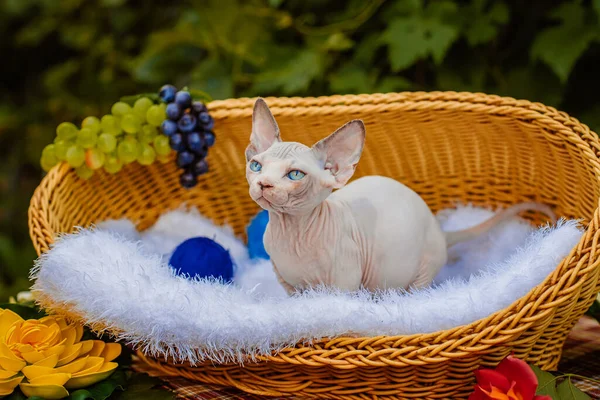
246,98,281,161
312,120,365,189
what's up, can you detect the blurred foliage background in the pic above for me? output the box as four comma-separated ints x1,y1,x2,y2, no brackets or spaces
2,0,600,300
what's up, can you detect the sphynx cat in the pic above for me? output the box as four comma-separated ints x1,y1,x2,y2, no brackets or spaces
245,98,555,295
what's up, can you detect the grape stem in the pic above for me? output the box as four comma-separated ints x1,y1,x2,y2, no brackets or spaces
121,89,212,106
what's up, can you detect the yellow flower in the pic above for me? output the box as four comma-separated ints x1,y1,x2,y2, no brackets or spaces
0,308,121,399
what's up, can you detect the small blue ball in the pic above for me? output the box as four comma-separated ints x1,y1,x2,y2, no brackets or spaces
169,237,234,282
247,210,270,260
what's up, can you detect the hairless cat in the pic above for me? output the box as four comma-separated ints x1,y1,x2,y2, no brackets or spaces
245,98,555,295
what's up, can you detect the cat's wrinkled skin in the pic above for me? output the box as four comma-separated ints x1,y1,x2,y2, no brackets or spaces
245,98,555,295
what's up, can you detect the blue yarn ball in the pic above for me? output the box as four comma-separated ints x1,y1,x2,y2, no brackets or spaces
169,237,234,282
247,210,270,260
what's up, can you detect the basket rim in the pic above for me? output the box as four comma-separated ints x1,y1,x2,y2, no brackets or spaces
28,90,600,367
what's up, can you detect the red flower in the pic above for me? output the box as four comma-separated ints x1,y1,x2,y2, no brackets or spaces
469,355,553,400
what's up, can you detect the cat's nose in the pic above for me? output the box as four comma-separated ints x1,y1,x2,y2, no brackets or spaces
258,181,273,190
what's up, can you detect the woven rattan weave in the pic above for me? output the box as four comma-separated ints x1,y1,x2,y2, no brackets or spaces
29,92,600,399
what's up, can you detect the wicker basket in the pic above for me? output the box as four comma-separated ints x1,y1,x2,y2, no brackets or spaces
29,92,600,399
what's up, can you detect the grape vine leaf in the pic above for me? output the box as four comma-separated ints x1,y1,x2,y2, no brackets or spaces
323,33,354,51
15,16,58,46
353,33,381,66
100,0,127,6
375,76,412,93
531,2,599,83
584,295,600,322
59,24,96,50
268,0,284,8
461,0,509,46
390,0,421,15
436,64,485,93
2,0,36,15
251,49,325,95
190,58,234,100
113,373,174,400
594,0,600,17
556,378,592,400
329,64,376,94
530,365,559,399
501,65,564,107
380,1,459,71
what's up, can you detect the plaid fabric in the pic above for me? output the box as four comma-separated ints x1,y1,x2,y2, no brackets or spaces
556,316,600,398
133,316,600,399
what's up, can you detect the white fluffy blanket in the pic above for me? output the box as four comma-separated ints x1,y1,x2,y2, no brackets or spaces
31,206,583,365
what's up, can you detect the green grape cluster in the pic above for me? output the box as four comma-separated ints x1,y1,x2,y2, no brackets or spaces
40,98,170,179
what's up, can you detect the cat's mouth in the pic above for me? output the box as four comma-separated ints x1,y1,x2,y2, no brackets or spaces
256,195,285,210
256,196,274,208
257,196,269,204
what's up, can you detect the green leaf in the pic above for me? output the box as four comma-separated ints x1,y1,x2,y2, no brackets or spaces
381,1,459,72
190,58,234,100
375,76,412,93
268,0,284,8
488,1,509,24
69,369,127,400
113,373,174,400
100,0,127,6
329,65,376,94
498,65,563,108
0,303,46,319
251,49,325,95
323,33,354,51
353,33,382,66
594,0,600,18
59,24,97,50
2,0,36,15
530,3,599,83
381,17,458,70
15,16,58,46
131,29,207,83
585,297,600,322
530,365,559,398
556,377,592,400
461,0,509,46
437,68,484,93
43,60,81,94
188,89,213,104
391,0,422,15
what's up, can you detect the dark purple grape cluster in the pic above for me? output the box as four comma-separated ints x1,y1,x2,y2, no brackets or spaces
158,84,215,189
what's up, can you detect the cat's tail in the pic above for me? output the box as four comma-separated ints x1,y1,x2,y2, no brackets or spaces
443,202,556,248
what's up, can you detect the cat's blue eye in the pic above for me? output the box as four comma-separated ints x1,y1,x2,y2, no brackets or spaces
287,170,305,180
250,161,262,172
